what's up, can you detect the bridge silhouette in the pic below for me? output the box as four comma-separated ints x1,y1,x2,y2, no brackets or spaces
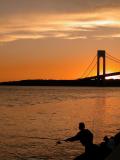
0,50,120,86
80,50,120,81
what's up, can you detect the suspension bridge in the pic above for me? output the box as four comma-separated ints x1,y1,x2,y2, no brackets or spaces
0,50,120,86
80,50,120,81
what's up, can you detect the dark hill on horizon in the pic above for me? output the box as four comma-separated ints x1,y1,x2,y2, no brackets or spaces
0,79,120,87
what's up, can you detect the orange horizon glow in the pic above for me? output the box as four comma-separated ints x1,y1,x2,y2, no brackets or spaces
0,1,120,81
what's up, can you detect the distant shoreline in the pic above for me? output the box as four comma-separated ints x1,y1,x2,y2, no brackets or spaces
0,79,120,87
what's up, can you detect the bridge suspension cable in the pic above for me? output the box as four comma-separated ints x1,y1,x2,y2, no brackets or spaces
107,56,120,64
85,62,97,78
106,52,120,73
81,55,96,78
106,53,120,64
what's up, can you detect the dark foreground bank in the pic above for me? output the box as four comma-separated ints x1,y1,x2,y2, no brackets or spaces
74,132,120,160
106,143,120,160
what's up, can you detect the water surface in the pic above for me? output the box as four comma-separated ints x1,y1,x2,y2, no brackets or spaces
0,86,120,160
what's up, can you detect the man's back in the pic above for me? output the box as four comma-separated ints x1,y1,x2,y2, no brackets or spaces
77,129,93,146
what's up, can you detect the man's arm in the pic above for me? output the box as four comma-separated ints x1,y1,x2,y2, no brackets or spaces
65,132,80,142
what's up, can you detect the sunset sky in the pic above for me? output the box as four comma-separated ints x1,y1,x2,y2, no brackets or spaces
0,0,120,81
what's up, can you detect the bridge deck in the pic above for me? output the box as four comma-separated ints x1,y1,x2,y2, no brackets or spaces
81,72,120,80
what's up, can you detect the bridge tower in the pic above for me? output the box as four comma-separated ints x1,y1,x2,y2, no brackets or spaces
97,50,106,80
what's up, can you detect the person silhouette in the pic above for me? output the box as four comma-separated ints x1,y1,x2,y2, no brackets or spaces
65,122,94,154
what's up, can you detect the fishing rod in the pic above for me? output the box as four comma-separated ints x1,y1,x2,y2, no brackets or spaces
26,136,67,145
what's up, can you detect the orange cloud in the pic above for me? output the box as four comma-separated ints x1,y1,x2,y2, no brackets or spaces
0,8,120,43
